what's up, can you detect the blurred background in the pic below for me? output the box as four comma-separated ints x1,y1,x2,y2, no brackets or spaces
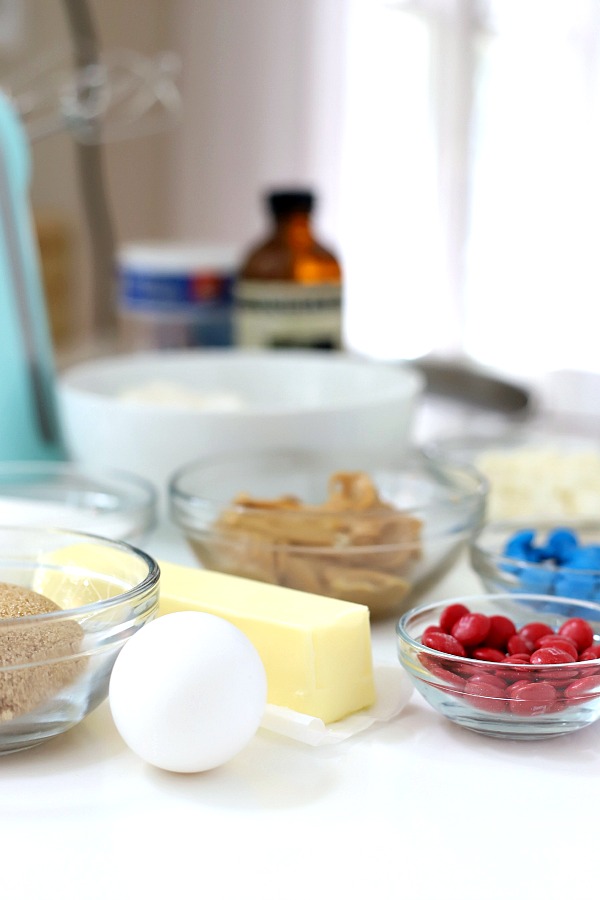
1,0,600,403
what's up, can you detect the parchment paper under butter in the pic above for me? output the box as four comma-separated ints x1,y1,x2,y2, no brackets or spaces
259,665,413,746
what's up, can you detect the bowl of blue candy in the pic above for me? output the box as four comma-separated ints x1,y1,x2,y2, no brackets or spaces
470,520,600,609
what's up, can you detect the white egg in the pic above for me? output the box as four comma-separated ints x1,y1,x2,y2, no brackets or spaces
108,611,267,773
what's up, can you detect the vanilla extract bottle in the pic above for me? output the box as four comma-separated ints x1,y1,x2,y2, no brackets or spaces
234,189,343,349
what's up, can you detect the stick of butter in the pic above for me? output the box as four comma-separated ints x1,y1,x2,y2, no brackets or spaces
158,560,376,724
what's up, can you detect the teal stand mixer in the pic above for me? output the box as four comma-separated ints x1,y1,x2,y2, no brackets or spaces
0,0,181,464
0,91,64,461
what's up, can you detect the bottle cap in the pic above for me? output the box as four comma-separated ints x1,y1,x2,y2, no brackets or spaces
267,190,314,216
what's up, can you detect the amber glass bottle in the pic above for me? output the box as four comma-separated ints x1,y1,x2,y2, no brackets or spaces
234,190,342,349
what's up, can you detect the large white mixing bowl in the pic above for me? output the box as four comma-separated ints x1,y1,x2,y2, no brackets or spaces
58,349,424,492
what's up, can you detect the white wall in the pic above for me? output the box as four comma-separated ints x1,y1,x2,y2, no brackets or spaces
164,0,347,252
0,0,348,347
0,0,171,341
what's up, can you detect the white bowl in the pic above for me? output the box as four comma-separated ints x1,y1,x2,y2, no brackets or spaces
58,350,424,492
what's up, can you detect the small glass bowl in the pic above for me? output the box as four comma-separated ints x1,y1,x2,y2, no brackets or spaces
0,526,159,753
396,593,600,740
424,429,600,522
169,448,487,619
471,519,600,607
0,461,157,540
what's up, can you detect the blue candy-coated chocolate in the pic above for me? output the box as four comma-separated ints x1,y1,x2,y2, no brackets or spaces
554,572,599,601
503,527,600,568
545,528,579,564
562,547,600,570
504,529,544,562
499,560,522,577
518,566,556,595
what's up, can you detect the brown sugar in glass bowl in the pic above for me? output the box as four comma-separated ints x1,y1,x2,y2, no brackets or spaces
0,526,159,754
0,583,85,722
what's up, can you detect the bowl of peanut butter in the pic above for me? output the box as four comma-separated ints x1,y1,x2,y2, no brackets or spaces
168,448,487,619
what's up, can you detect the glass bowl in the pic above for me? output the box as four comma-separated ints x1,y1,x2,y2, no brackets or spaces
424,428,600,522
0,526,159,753
397,593,600,740
470,518,600,607
168,448,487,619
0,461,157,540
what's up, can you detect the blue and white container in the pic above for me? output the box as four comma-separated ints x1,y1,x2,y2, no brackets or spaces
117,242,239,350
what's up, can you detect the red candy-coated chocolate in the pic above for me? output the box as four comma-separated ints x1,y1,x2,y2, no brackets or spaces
439,603,470,634
452,660,484,679
468,673,506,691
509,681,557,716
558,618,594,652
427,663,466,691
518,622,554,645
507,634,533,656
564,673,600,705
529,647,576,666
506,679,531,699
472,646,506,663
578,646,600,661
534,635,578,659
539,672,577,688
422,632,466,657
451,613,490,647
463,678,507,713
486,615,517,651
499,662,534,685
422,625,444,641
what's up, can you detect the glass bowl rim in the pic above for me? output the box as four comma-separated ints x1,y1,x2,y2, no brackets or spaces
0,458,157,497
60,349,425,415
168,447,488,530
0,459,158,535
0,525,160,623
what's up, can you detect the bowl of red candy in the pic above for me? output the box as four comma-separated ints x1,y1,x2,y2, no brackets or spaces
396,594,600,739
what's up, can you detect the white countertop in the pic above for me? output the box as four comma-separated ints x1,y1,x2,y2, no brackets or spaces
2,522,598,900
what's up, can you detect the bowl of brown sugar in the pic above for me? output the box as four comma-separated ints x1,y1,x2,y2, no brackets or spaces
0,526,159,753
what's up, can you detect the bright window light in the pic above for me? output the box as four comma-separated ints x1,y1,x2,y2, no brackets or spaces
339,2,450,360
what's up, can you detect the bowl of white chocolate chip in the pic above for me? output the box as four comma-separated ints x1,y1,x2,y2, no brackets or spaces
425,429,600,522
0,527,159,753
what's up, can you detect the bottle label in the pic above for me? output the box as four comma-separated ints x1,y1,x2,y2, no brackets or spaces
234,280,342,349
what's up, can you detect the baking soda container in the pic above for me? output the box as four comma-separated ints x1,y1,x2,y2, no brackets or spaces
117,242,239,350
